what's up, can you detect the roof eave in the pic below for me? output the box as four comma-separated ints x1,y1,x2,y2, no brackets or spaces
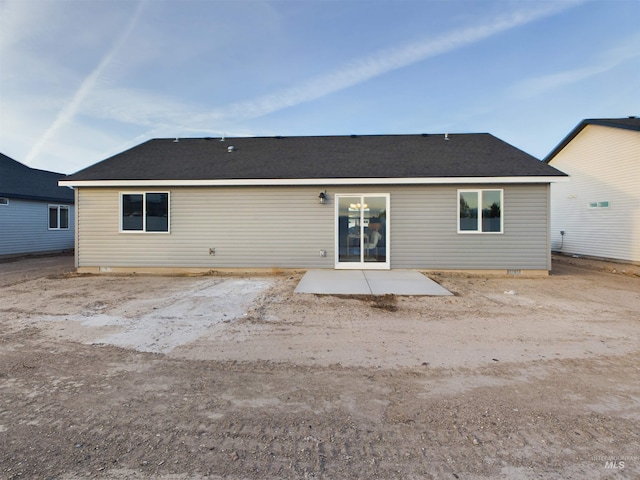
0,192,75,203
60,176,568,188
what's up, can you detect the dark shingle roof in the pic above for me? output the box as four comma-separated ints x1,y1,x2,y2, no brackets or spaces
544,117,640,163
0,153,74,203
66,133,565,182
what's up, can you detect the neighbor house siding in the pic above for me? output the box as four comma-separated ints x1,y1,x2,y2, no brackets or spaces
549,125,640,263
76,184,550,271
0,198,74,257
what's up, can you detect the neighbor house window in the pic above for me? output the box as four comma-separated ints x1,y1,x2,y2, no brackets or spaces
121,192,169,232
48,205,70,230
0,197,8,205
458,189,503,233
588,201,610,209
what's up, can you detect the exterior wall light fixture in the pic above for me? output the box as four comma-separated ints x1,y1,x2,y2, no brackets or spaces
319,191,327,204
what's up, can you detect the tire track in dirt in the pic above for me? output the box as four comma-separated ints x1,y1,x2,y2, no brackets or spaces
1,333,638,479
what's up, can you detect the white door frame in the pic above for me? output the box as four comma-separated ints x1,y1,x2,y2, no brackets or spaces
335,193,390,270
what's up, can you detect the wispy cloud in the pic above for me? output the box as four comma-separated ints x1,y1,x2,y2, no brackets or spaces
23,1,146,165
189,0,584,127
0,0,46,54
70,0,584,139
510,34,640,98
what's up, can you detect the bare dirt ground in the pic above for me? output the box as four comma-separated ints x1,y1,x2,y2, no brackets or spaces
0,254,639,479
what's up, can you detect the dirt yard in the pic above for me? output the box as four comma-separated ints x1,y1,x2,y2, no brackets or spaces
0,254,639,479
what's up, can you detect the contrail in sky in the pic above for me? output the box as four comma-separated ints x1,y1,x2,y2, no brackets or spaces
511,34,640,98
198,0,584,126
24,1,146,166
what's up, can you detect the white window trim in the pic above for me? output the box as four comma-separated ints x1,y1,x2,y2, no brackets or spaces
457,189,504,234
0,197,8,206
334,193,390,270
48,205,70,230
119,191,171,234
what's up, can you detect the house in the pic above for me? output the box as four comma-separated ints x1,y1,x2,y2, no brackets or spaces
544,117,640,264
0,153,75,258
60,133,566,274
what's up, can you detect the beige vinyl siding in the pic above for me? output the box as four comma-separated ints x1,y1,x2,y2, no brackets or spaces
390,184,550,270
77,186,335,269
77,184,551,271
0,198,74,257
549,125,640,263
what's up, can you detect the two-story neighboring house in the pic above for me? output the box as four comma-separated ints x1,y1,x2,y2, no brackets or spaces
0,153,75,258
545,118,640,264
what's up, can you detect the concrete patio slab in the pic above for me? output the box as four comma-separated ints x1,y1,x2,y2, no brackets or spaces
294,270,453,296
294,270,371,295
364,270,453,296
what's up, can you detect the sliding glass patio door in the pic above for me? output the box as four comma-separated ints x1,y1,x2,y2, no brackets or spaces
336,194,389,269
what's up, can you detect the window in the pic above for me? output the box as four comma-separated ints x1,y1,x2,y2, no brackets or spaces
588,201,610,209
48,205,70,230
121,192,169,232
0,197,8,206
458,189,503,233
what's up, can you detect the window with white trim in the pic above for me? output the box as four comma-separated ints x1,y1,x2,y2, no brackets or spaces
588,201,609,209
48,205,70,230
458,189,503,233
121,192,169,232
0,197,8,205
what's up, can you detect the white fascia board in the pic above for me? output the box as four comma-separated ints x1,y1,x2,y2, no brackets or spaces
59,176,568,188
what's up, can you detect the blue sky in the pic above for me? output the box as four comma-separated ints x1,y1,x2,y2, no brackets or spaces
1,0,638,174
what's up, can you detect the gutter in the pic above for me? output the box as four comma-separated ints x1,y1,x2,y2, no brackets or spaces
60,176,569,188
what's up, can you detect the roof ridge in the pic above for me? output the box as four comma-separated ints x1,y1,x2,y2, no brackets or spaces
153,132,493,141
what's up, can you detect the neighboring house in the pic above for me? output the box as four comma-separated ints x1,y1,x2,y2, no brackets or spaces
0,153,75,258
544,117,640,264
60,134,566,274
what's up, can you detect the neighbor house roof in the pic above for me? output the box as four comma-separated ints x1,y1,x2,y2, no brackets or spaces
62,133,566,187
0,153,74,203
544,117,640,163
